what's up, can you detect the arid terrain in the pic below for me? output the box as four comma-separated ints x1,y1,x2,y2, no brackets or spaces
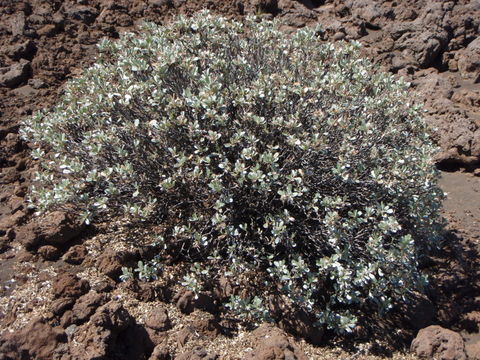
0,0,479,359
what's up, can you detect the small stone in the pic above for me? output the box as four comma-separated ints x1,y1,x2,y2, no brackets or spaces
52,11,65,26
63,244,88,265
52,273,90,299
50,297,75,316
37,24,57,37
60,310,74,328
175,290,194,314
38,245,61,261
332,31,346,41
144,308,171,332
65,324,78,338
9,13,26,36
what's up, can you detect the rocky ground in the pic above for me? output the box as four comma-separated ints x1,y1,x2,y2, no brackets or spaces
0,0,479,359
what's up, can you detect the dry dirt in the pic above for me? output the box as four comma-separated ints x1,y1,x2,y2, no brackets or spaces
0,0,479,359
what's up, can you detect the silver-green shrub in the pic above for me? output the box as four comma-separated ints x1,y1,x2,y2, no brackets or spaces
22,11,444,333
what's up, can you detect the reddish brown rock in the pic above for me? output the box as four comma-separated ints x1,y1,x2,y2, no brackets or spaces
175,290,195,314
15,249,33,262
149,342,171,360
411,325,467,360
52,273,90,299
457,37,480,83
91,278,115,293
144,308,172,332
452,89,480,108
176,326,196,347
71,291,108,324
96,248,136,280
190,315,221,338
17,211,84,250
51,297,76,317
38,245,61,261
60,310,74,328
37,24,57,37
246,323,308,360
69,301,133,359
63,244,88,264
64,4,99,24
0,213,26,237
0,317,67,360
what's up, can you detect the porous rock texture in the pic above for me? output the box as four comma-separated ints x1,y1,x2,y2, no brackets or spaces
411,325,467,360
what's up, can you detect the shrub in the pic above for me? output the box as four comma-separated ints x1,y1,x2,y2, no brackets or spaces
21,12,444,332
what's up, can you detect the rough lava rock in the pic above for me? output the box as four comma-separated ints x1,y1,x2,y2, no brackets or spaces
175,290,195,314
411,325,467,360
0,317,67,360
149,342,171,360
0,60,31,88
413,70,480,167
71,291,108,324
96,248,137,280
52,273,90,299
246,323,308,360
457,37,480,82
144,308,172,332
69,301,133,360
62,244,88,264
16,211,85,250
37,244,61,261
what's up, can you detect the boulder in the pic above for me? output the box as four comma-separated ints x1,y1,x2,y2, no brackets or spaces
411,325,467,360
246,323,308,360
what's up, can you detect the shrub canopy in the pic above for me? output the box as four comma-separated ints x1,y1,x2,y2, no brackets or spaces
22,12,444,332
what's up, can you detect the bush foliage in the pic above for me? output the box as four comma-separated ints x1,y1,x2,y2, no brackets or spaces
22,12,444,332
